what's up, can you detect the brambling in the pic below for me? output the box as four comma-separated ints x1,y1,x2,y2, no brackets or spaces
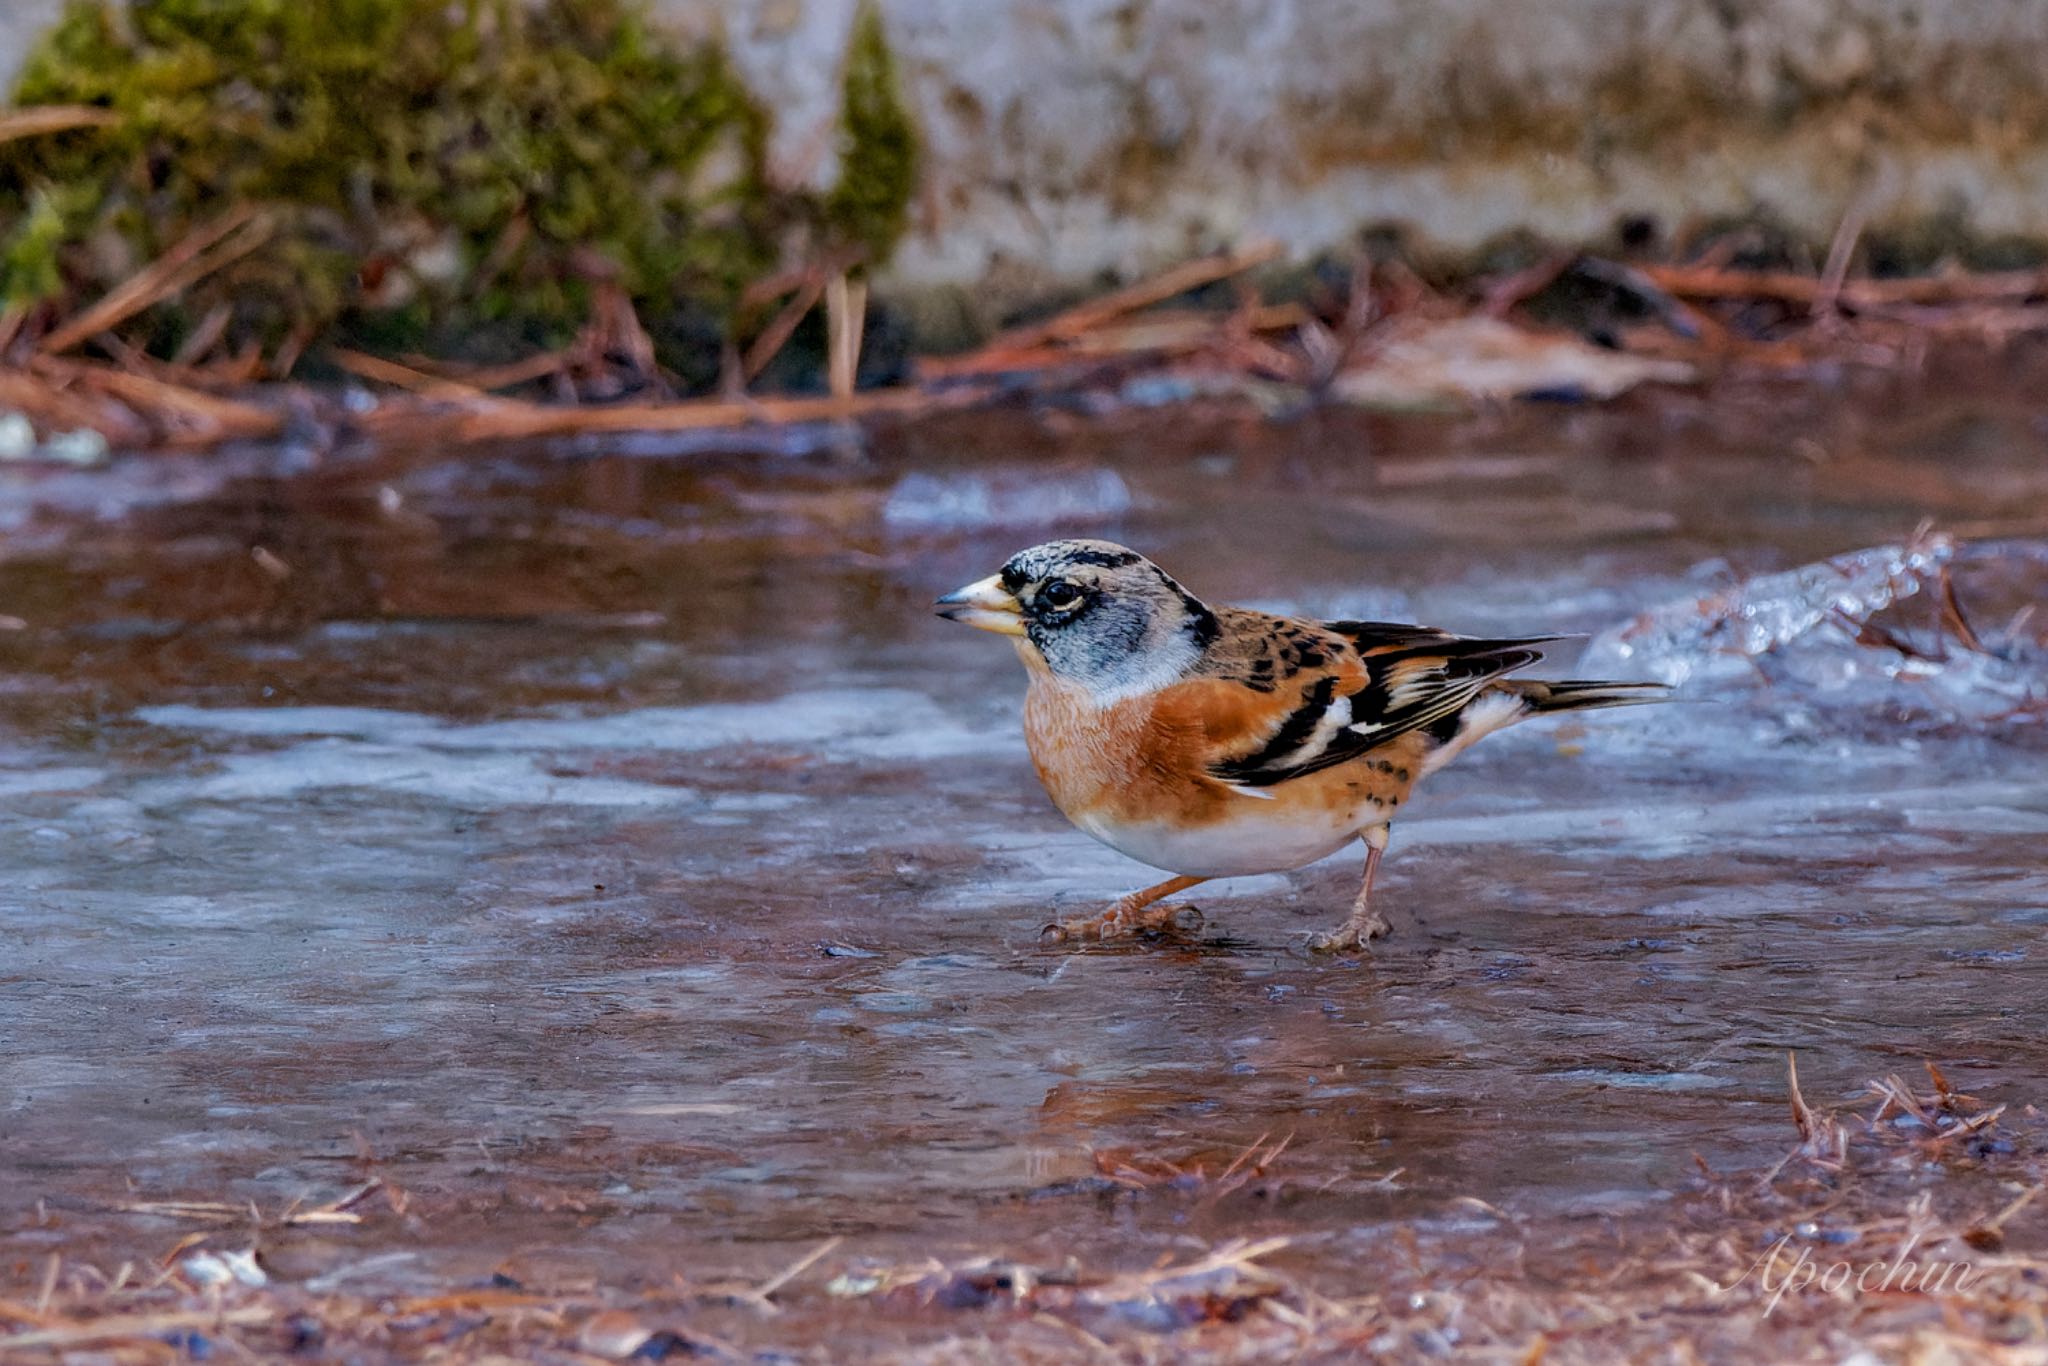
936,539,1665,950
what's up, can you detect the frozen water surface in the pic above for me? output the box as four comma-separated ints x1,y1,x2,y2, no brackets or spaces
2,356,2047,1314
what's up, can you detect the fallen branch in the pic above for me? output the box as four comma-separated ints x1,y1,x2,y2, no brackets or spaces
14,234,2048,458
824,272,868,402
438,386,937,442
29,355,281,443
1639,263,2048,310
987,239,1283,351
422,351,568,392
1067,303,1311,355
0,1307,274,1352
386,350,570,394
0,369,152,446
40,207,273,356
919,303,1311,380
170,302,234,368
742,272,828,381
1813,192,1873,319
916,344,1123,380
331,349,486,400
0,105,118,145
576,279,662,388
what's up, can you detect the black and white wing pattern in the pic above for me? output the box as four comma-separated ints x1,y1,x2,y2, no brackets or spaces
1209,622,1557,789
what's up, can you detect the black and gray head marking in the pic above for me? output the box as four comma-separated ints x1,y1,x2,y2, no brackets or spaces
996,539,1217,697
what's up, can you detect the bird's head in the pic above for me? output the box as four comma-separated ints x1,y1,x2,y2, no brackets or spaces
935,539,1218,698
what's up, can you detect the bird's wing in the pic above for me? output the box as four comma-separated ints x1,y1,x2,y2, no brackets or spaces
1206,623,1560,789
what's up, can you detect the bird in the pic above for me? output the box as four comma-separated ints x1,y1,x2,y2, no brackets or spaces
934,538,1665,950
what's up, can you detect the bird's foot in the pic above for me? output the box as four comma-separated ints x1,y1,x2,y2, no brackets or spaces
1042,902,1204,944
1306,908,1392,954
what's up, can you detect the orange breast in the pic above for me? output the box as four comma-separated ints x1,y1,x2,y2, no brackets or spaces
1020,666,1428,834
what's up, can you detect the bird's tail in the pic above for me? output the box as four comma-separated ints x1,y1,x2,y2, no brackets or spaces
1497,678,1670,713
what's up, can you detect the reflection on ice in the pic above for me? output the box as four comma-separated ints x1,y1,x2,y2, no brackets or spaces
131,687,1021,811
0,766,106,796
882,467,1132,531
141,688,1016,765
130,738,701,808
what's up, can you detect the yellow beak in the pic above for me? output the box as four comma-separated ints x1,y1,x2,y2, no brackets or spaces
934,573,1026,636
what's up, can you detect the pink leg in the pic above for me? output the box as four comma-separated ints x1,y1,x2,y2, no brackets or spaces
1308,825,1393,953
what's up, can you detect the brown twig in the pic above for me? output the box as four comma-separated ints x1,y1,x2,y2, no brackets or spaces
170,302,233,368
742,272,827,381
41,207,273,356
330,349,486,400
753,1236,844,1304
441,386,936,442
0,105,118,145
1641,263,2048,310
268,324,312,380
1813,193,1873,320
580,280,660,384
915,345,1108,379
1767,1051,1846,1178
0,1307,274,1352
987,240,1283,351
1936,568,1988,654
395,351,566,393
1787,1052,1819,1142
1068,303,1310,356
920,302,1310,381
27,355,282,444
825,272,869,404
737,264,818,313
0,369,152,445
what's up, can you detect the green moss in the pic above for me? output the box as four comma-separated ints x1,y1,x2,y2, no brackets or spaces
824,3,917,266
1,185,80,307
0,0,918,379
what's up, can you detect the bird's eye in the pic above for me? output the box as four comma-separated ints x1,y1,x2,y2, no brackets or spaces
1039,580,1082,611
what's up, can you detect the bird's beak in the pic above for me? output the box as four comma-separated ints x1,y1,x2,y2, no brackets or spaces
934,574,1026,636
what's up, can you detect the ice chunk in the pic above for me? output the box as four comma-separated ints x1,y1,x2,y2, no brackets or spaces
0,415,111,467
0,413,32,460
1581,533,1957,687
41,429,112,466
1582,533,2047,721
182,1248,267,1288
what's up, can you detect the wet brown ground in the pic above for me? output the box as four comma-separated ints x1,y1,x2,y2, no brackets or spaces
3,350,2048,1359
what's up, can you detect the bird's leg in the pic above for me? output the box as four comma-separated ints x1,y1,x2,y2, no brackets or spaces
1308,825,1392,953
1045,874,1208,943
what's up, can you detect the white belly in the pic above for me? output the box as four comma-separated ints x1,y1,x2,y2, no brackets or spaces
1069,800,1373,878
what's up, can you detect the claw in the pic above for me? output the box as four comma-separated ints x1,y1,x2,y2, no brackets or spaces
1043,902,1202,945
1307,909,1391,954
